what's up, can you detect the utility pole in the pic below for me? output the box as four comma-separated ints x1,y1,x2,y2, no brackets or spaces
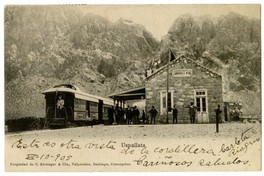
216,114,219,133
166,48,171,124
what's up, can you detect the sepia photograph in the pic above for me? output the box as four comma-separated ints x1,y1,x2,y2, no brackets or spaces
3,3,262,172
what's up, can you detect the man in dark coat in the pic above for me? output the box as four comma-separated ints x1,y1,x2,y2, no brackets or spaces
142,110,146,124
134,106,140,124
189,102,196,124
108,106,114,125
172,105,178,124
119,107,125,124
149,106,158,124
125,105,132,124
215,104,222,132
114,104,120,124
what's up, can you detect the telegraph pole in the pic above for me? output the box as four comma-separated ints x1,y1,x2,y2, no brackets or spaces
166,48,171,124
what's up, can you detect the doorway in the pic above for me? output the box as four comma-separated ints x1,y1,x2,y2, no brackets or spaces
98,100,103,123
194,90,209,123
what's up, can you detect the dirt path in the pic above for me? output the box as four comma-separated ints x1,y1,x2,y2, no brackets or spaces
6,122,261,140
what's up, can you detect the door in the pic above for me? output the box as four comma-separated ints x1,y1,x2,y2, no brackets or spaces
98,100,103,123
55,93,67,119
194,90,209,123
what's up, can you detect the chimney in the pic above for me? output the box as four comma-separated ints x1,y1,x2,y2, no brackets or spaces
146,69,152,77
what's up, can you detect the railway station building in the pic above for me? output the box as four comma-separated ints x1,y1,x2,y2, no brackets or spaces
109,52,224,124
145,52,223,124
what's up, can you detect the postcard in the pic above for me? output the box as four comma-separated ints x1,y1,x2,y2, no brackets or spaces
4,4,261,172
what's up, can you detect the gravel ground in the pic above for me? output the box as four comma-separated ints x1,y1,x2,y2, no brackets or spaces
5,122,261,140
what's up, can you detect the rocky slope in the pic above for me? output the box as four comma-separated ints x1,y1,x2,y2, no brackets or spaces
5,7,260,119
5,6,159,119
150,12,261,116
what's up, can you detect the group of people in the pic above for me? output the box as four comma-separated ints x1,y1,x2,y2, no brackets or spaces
106,104,179,125
107,104,145,125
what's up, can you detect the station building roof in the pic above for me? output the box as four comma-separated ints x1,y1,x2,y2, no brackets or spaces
108,85,145,101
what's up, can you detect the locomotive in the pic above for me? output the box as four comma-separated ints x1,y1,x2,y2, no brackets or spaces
42,84,114,128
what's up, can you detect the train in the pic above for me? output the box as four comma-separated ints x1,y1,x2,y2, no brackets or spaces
42,84,114,128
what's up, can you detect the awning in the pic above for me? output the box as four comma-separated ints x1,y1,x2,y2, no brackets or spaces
108,86,145,101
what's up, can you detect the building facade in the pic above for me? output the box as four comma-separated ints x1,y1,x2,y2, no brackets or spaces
145,55,223,123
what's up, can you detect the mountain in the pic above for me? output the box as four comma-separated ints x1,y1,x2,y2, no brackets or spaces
5,7,260,119
151,12,261,115
5,6,159,119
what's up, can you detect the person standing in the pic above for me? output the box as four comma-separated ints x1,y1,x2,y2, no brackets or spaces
108,106,114,125
134,106,140,124
131,107,135,124
56,95,64,118
172,105,178,124
142,110,146,124
149,106,158,124
57,95,64,109
114,104,119,124
119,107,125,124
189,102,196,124
125,105,132,124
215,104,222,133
194,106,198,123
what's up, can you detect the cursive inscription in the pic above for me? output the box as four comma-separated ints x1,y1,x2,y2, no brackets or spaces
154,144,216,156
12,139,41,149
199,157,249,166
8,126,260,170
60,139,81,149
85,141,116,150
11,139,117,162
134,155,193,167
219,127,260,157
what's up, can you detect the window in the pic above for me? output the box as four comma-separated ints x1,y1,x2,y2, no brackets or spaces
74,99,87,120
90,102,98,113
74,99,86,111
202,97,206,112
196,97,201,111
194,90,207,113
162,93,166,109
160,91,174,115
103,105,111,120
196,91,205,95
89,102,99,120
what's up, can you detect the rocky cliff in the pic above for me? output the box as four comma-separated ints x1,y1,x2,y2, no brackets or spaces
151,12,261,115
5,6,159,119
5,7,260,119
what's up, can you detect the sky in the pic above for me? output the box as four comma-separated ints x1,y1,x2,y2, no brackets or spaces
78,4,260,40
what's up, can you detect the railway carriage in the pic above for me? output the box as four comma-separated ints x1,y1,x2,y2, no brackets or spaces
42,84,114,127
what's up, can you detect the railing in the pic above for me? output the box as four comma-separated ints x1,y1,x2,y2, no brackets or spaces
46,106,68,119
